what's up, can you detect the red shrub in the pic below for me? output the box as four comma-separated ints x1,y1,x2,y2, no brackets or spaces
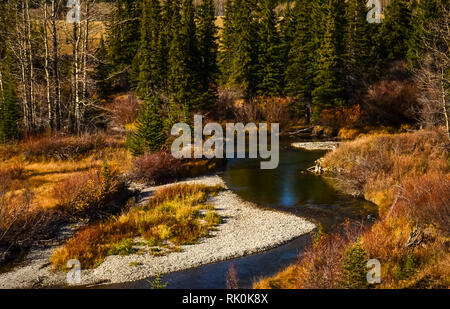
131,151,183,185
109,94,140,126
364,80,419,125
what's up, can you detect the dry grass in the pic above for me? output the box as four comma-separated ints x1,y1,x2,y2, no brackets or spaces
51,184,224,270
255,130,450,289
322,129,449,212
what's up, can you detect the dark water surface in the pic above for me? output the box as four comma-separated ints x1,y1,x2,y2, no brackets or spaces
106,142,377,289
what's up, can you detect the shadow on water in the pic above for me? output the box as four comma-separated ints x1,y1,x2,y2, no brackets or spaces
103,140,377,289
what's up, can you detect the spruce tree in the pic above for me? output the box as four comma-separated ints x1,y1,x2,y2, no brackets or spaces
107,0,141,89
280,2,296,94
256,0,284,96
93,36,110,98
344,0,372,89
197,0,219,110
407,0,443,66
136,0,164,96
219,0,237,88
312,0,346,123
220,0,258,99
129,95,166,156
180,0,201,111
379,0,412,61
286,0,315,121
0,55,20,143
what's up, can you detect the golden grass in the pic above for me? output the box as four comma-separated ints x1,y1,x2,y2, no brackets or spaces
51,184,224,270
254,130,450,289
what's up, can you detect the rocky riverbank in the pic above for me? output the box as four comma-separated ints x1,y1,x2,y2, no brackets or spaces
0,175,315,288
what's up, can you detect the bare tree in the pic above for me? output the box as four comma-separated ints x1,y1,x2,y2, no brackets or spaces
416,4,450,139
51,0,62,130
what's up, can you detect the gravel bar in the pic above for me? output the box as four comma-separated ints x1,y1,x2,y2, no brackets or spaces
0,175,315,288
291,141,339,151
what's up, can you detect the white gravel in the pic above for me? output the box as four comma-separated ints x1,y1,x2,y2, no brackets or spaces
0,175,315,288
291,141,339,151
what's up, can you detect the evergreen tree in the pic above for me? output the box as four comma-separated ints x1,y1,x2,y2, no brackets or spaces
93,36,110,98
344,0,372,90
312,0,346,122
280,2,297,94
166,0,197,122
180,0,201,111
341,242,368,289
220,0,258,99
107,0,141,89
219,0,237,87
136,0,164,95
256,0,284,96
286,0,315,121
407,0,443,66
0,55,20,143
129,95,166,156
379,0,412,61
197,0,219,110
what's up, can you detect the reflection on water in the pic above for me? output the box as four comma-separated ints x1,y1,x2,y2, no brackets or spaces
104,143,377,289
222,146,377,229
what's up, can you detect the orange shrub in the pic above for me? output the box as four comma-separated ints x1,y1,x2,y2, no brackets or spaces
320,105,362,129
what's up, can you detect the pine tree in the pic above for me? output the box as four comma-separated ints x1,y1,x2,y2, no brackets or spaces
107,0,141,89
136,0,164,96
286,0,315,121
256,0,284,96
312,0,346,123
197,0,219,110
0,55,20,143
379,0,412,61
129,95,166,156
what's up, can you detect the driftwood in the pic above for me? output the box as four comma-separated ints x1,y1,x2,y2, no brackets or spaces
288,127,314,136
405,224,423,248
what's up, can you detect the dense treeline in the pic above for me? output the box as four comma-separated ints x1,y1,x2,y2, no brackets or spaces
0,0,449,150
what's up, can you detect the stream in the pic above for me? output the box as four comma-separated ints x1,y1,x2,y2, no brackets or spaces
106,141,377,289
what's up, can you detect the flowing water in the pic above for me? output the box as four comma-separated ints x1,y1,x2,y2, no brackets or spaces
107,141,377,289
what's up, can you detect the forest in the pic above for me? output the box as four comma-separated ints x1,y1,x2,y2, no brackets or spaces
0,0,449,290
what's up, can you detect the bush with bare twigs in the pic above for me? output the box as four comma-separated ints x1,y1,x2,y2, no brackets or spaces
131,151,183,185
108,94,140,126
0,171,56,267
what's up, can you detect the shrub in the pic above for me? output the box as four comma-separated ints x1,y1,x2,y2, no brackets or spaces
107,239,137,256
53,165,125,219
363,80,419,126
108,94,140,126
397,173,450,233
0,176,56,267
131,151,183,185
320,105,362,129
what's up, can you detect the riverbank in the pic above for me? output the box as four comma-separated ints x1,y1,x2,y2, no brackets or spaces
255,130,450,289
0,175,315,288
